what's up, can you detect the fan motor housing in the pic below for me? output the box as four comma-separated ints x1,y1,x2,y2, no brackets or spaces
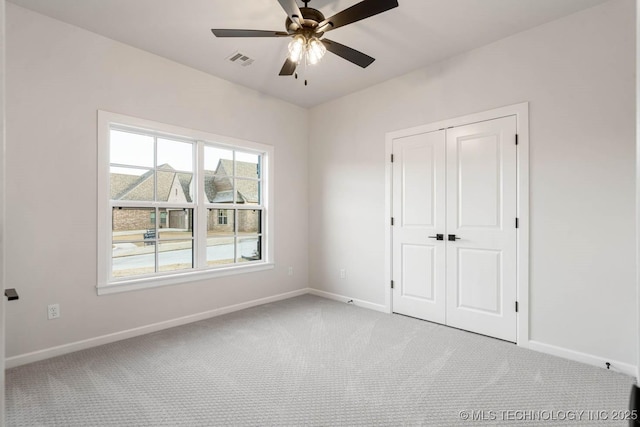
286,7,326,32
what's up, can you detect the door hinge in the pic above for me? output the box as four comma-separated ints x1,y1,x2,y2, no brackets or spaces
391,280,395,289
515,301,519,312
515,134,519,145
391,217,395,226
515,218,519,228
391,154,394,163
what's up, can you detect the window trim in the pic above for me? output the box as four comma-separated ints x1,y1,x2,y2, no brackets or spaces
97,110,275,295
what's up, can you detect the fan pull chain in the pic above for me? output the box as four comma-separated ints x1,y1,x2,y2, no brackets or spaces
294,60,310,87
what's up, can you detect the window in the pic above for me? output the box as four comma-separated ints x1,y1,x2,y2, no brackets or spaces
217,209,228,225
98,111,274,294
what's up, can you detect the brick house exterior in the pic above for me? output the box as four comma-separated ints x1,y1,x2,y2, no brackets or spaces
112,160,260,236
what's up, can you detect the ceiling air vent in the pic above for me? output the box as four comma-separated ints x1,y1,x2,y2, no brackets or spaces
227,52,254,67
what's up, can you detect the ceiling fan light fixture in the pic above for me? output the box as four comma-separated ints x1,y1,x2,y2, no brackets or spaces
288,35,306,63
306,37,326,65
212,0,400,76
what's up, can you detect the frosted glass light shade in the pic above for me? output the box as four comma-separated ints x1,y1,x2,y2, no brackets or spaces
288,35,305,63
306,37,326,65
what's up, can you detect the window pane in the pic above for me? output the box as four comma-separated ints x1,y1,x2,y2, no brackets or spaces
112,208,156,241
110,130,154,167
237,210,261,234
208,209,235,236
159,209,193,239
235,152,260,179
158,138,193,172
235,179,260,205
157,171,193,202
237,236,261,263
206,238,235,266
110,167,154,201
204,146,233,174
159,240,193,272
112,242,155,278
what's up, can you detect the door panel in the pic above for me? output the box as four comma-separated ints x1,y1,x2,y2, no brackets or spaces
402,143,435,227
445,116,517,342
401,244,435,300
458,134,501,228
457,248,501,314
392,130,446,323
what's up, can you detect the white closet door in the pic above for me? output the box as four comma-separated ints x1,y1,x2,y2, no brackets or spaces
445,116,517,342
392,130,446,323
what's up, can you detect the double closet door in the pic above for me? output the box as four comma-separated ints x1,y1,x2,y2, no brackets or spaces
391,116,517,342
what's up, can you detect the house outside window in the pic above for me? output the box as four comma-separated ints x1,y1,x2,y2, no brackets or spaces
98,111,274,295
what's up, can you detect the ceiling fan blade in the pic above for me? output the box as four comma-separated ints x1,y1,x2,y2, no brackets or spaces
322,39,375,68
211,29,290,37
318,0,399,32
276,0,303,25
279,58,298,76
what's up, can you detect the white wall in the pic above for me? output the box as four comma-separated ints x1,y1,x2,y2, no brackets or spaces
5,4,308,358
309,0,637,367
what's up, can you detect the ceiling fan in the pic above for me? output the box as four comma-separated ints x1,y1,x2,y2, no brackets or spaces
211,0,399,77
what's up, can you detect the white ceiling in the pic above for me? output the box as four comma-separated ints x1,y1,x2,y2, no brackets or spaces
8,0,608,108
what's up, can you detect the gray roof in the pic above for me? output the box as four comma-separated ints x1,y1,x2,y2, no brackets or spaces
177,173,193,202
210,190,234,203
111,160,258,204
110,173,142,199
111,164,193,202
217,159,259,180
205,160,259,204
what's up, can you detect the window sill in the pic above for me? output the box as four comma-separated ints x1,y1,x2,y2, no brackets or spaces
97,262,275,295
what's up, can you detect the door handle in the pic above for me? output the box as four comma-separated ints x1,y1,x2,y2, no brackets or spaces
448,234,461,241
428,234,444,241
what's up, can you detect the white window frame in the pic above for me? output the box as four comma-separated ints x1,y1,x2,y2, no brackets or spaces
97,111,274,295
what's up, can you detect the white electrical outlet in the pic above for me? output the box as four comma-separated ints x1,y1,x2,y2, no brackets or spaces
288,266,294,276
340,269,346,279
48,304,60,320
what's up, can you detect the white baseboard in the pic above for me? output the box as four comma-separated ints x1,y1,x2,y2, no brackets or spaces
528,340,638,378
307,288,388,313
5,288,308,369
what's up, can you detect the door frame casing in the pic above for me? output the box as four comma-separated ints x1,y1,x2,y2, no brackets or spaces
384,102,530,346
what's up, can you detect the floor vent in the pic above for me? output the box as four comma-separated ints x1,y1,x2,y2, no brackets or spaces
227,52,254,67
